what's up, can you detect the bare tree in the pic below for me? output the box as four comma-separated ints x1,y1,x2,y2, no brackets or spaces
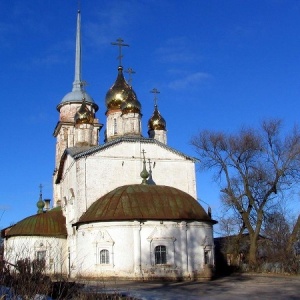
191,119,300,265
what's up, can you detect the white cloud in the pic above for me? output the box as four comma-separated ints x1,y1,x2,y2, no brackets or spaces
168,72,211,90
156,37,201,64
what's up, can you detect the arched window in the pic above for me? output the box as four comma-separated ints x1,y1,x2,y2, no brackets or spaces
155,245,167,264
113,118,117,135
100,249,109,264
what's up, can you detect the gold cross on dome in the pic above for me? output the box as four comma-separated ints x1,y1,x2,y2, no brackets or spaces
125,67,136,86
150,88,160,106
111,38,129,66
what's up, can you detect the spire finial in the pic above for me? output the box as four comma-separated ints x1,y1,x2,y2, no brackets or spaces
111,38,129,67
37,184,45,214
140,149,149,184
150,88,160,106
125,67,136,86
72,9,82,91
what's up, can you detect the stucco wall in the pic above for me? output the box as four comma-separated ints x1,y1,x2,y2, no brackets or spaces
58,141,197,223
4,236,68,276
69,220,214,280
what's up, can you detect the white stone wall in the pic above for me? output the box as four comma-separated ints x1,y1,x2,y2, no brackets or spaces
4,236,68,276
57,141,197,223
70,220,214,280
122,112,142,136
106,110,123,141
148,129,167,144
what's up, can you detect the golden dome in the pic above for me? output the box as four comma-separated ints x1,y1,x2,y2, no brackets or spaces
148,105,166,130
105,66,131,110
121,87,141,114
74,100,94,124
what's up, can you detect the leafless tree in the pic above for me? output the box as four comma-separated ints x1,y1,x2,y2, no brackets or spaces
191,119,300,265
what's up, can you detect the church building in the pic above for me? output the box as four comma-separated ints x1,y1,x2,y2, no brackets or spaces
2,10,217,281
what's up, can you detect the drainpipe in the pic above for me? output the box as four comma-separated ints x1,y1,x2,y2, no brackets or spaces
185,222,189,273
139,222,142,275
68,247,71,278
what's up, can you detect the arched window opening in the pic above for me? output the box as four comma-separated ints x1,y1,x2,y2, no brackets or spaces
155,245,167,264
100,249,109,264
113,118,117,135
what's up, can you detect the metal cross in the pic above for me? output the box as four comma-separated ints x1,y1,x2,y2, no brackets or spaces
147,158,152,172
125,67,136,86
39,184,43,196
111,38,129,66
150,88,160,106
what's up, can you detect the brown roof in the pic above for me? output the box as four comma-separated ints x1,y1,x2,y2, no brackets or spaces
4,207,67,238
77,184,217,225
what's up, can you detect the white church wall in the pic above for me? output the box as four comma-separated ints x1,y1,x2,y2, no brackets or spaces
70,220,214,280
4,236,68,275
57,141,197,224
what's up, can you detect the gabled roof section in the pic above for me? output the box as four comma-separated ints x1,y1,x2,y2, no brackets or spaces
71,136,196,160
55,136,196,184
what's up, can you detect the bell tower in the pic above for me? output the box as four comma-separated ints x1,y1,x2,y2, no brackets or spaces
53,10,102,205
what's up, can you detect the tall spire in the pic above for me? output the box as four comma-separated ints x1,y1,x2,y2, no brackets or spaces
73,10,82,92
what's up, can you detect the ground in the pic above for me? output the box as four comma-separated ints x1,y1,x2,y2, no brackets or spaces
82,274,300,300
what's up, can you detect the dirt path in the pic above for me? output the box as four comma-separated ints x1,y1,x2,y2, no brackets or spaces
83,274,300,300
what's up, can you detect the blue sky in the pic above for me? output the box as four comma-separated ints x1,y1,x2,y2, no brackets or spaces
1,0,300,232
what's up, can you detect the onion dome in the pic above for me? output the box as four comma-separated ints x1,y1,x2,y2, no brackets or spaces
58,90,97,111
148,105,166,130
76,184,217,224
121,87,141,114
4,207,67,238
74,99,94,124
105,66,131,110
37,194,45,214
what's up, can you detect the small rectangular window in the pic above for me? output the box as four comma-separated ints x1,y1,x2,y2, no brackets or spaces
155,245,167,264
204,250,210,265
36,251,46,261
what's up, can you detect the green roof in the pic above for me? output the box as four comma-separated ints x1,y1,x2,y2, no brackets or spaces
4,207,67,238
76,184,217,225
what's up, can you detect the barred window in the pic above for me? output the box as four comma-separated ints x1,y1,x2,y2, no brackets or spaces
155,245,167,264
100,249,109,264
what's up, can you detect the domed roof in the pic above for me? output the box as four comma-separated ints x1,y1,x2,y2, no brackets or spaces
121,88,141,114
57,90,98,112
105,66,132,111
148,105,166,130
5,207,67,238
74,99,94,124
77,184,216,224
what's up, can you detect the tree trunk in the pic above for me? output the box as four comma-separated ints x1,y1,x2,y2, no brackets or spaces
248,235,258,266
287,214,300,253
